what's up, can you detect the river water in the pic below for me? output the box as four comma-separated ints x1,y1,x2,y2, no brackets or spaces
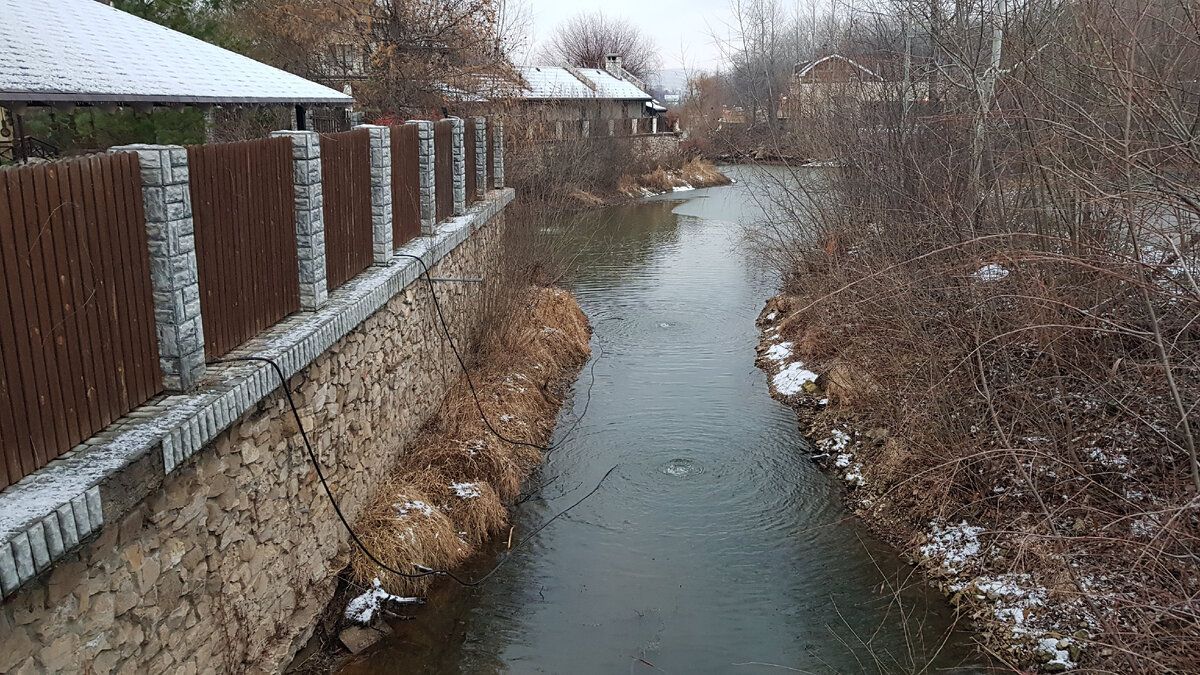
341,166,988,674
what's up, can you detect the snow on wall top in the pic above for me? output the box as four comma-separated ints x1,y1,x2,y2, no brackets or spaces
518,66,651,101
0,0,354,105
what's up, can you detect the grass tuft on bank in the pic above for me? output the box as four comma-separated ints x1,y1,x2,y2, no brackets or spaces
347,286,591,597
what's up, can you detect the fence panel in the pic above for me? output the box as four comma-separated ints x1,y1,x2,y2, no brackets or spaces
0,153,162,488
390,124,422,246
189,137,299,359
319,130,373,291
464,118,477,205
434,119,455,221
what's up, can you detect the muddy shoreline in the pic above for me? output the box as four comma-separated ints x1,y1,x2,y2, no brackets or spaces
753,297,1105,673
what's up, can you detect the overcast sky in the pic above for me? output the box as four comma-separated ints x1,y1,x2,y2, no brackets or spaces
518,0,737,75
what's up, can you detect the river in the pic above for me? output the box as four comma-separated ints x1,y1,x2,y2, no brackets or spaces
339,166,988,674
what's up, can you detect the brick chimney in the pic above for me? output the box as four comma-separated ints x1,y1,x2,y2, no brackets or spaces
605,54,623,78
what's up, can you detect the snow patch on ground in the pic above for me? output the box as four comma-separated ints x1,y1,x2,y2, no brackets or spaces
764,341,794,361
973,264,1010,282
921,520,984,574
773,362,818,395
451,482,481,499
765,311,778,321
394,501,434,517
344,578,421,624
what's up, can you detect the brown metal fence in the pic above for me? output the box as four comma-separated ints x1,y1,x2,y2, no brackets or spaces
0,154,162,489
464,118,477,205
188,137,299,359
319,129,373,291
434,120,454,221
390,124,422,246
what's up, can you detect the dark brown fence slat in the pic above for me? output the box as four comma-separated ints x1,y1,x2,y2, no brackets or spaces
0,153,162,486
22,168,70,457
72,158,116,430
188,137,299,359
434,119,454,221
320,129,373,291
390,124,422,247
0,174,34,488
464,118,477,205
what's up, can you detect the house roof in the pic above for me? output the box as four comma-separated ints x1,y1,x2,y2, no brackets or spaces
517,66,652,101
0,0,353,107
794,54,883,81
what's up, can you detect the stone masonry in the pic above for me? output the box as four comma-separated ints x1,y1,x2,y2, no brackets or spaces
474,117,487,200
407,120,436,234
0,206,508,674
491,120,505,189
270,131,328,311
110,144,206,392
354,125,394,264
450,117,466,216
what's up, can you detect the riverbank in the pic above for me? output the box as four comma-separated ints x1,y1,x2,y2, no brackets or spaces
555,157,731,209
754,290,1194,673
289,286,591,672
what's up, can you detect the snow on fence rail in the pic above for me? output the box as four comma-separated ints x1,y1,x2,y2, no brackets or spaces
0,118,502,491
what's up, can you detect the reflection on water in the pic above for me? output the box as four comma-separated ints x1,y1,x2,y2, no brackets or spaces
341,166,988,674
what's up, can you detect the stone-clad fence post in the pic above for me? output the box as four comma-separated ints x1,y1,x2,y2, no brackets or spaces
270,130,328,311
473,117,487,200
354,124,394,263
406,120,437,235
491,120,505,189
450,117,466,216
109,144,205,392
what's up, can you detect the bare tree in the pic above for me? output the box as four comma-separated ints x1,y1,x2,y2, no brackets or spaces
537,11,660,80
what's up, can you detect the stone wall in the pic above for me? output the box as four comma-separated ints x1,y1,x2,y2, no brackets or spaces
0,209,505,674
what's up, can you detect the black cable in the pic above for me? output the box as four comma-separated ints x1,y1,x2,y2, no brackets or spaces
394,252,550,453
207,356,618,587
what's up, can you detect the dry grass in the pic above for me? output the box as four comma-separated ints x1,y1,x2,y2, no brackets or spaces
348,286,591,595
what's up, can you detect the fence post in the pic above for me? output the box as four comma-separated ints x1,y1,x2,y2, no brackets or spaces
555,121,564,141
631,118,638,135
109,144,205,392
473,117,488,200
491,120,505,189
582,120,590,138
405,120,436,235
354,124,393,264
651,117,658,134
450,117,466,216
608,119,615,137
270,130,327,311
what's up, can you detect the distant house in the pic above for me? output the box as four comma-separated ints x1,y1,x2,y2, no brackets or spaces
511,55,655,122
782,54,928,122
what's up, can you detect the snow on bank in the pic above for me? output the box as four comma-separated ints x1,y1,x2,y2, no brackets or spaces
394,501,434,517
921,520,984,574
764,341,794,361
345,578,421,623
773,362,819,395
450,482,481,499
973,264,1010,282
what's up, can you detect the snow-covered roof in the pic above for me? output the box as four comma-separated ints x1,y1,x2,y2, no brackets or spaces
517,66,652,101
795,55,883,81
0,0,354,106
